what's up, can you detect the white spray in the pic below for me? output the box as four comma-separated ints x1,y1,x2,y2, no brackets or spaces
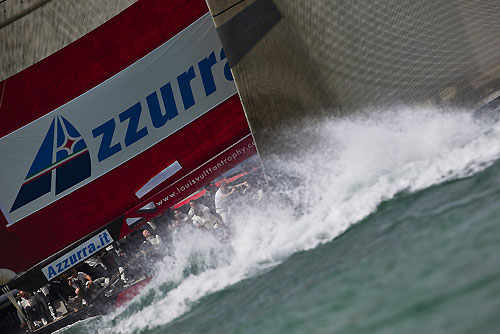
68,107,500,333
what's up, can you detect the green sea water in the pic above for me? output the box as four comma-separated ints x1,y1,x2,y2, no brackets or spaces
60,108,500,334
156,159,500,334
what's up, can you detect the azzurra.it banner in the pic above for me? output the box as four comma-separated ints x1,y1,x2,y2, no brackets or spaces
41,230,113,280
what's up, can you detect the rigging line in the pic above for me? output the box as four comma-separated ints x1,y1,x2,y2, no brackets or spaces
1,286,26,322
93,252,144,299
212,0,246,18
0,0,53,30
0,79,5,110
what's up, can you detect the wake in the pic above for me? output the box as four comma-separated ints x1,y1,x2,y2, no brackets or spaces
68,106,500,334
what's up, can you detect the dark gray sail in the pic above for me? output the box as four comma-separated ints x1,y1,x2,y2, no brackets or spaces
0,0,134,81
207,0,500,157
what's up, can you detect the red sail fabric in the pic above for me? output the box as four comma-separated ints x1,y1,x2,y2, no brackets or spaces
0,0,207,138
0,0,252,276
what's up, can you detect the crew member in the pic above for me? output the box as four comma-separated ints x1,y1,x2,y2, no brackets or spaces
68,268,94,305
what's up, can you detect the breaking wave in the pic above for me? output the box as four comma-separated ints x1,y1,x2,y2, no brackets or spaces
60,106,500,334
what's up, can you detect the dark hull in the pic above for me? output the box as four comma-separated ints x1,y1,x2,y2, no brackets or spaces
32,277,152,334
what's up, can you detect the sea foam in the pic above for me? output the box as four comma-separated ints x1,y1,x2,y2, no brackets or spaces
70,107,500,334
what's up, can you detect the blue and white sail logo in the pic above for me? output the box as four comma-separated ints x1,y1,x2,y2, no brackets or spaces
10,116,91,212
0,13,235,225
